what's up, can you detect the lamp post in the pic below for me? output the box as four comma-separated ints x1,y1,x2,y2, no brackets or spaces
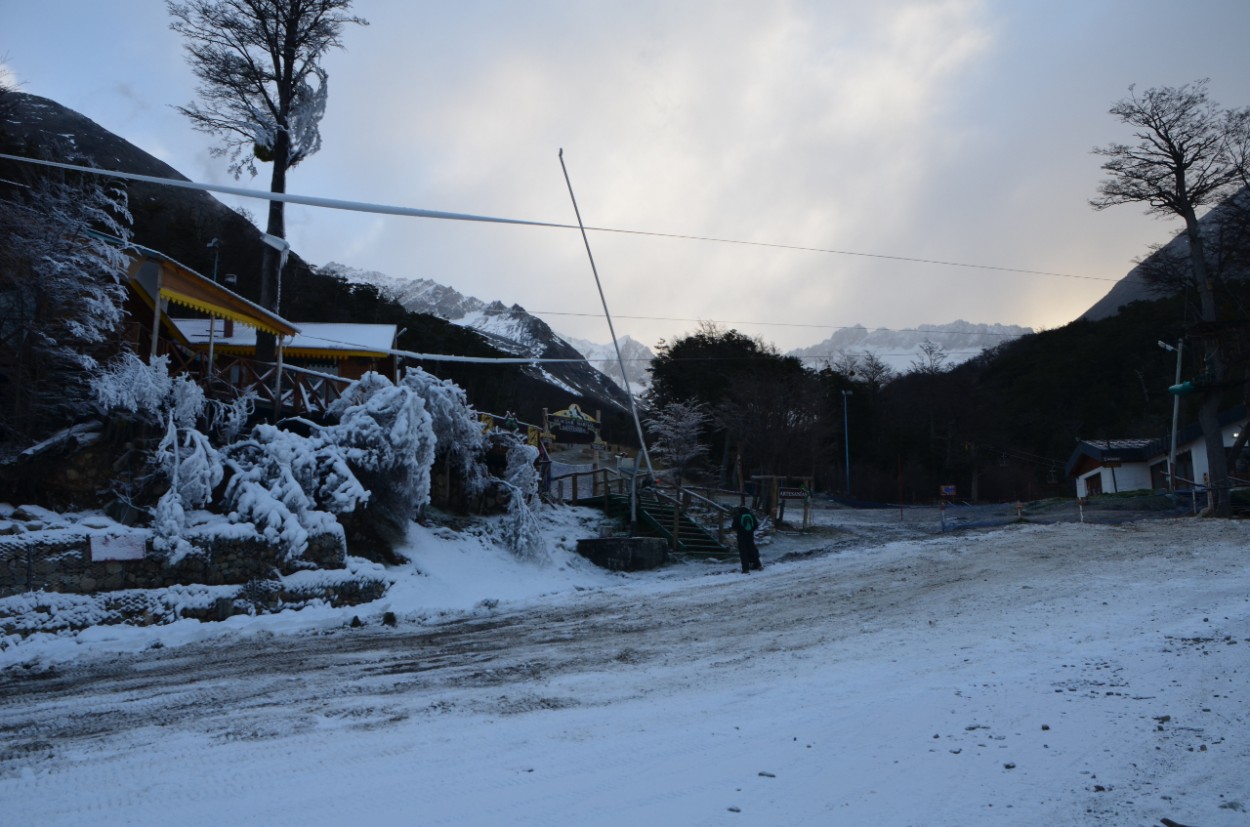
842,389,853,497
207,237,221,282
206,238,222,378
1158,339,1183,492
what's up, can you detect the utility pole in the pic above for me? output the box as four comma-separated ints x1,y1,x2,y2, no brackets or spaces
842,389,853,497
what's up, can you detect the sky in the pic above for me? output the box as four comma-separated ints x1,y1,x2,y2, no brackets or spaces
2,507,1247,825
4,0,1250,352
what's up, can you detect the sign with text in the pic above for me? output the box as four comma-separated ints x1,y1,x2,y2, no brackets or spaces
90,534,147,562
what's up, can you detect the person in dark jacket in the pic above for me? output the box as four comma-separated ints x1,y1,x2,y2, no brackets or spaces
734,506,762,573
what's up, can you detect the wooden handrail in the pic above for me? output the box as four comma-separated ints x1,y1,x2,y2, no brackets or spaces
150,344,352,418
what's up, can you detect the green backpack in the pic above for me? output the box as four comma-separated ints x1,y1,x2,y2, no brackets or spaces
739,511,756,532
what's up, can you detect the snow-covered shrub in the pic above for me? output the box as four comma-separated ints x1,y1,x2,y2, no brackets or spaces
156,414,223,509
88,355,211,543
220,424,368,560
322,372,436,552
327,371,436,513
151,412,225,562
92,353,206,428
204,391,255,445
400,368,491,501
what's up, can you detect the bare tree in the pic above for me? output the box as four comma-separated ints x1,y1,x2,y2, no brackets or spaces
857,351,896,391
646,400,710,488
909,339,949,376
1092,80,1250,515
168,0,367,360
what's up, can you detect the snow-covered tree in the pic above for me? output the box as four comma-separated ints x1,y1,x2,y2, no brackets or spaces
0,156,131,443
497,440,546,561
168,0,367,361
646,400,710,487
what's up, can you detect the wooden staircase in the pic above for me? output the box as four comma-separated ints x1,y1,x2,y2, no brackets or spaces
603,490,732,558
546,467,734,559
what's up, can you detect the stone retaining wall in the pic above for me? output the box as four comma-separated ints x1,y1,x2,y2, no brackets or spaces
0,528,346,598
575,536,668,571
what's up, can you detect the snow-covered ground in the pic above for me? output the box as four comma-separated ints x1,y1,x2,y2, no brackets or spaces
1,504,1247,826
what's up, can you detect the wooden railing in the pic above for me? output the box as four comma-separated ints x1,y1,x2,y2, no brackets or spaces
547,467,629,504
146,337,352,419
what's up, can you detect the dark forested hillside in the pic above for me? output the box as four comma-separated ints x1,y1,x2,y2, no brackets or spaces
848,288,1249,503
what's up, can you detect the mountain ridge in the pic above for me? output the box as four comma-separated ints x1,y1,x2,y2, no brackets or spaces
323,261,657,393
788,320,1034,372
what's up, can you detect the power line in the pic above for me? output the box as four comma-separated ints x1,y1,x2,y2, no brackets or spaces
583,226,1119,282
0,152,1120,283
532,310,1032,337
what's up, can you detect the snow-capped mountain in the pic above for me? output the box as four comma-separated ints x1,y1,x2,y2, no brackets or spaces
323,263,638,406
324,262,654,393
319,263,487,321
326,265,1028,383
789,320,1032,373
560,335,655,393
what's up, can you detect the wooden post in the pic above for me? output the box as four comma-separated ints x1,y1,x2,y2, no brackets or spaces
207,315,217,382
272,335,284,422
148,268,163,361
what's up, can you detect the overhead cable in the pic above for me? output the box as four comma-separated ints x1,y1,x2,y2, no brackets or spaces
0,152,1117,282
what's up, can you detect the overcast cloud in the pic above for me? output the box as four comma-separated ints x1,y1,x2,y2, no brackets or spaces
3,1,1250,351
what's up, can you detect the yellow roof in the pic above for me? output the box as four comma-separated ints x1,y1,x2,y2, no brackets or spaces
127,251,299,338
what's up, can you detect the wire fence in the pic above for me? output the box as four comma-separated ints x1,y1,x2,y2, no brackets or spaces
817,493,1204,533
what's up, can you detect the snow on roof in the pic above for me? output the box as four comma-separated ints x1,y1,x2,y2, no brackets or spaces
171,319,397,356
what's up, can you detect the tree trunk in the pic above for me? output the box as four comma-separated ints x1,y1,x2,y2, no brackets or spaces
254,135,290,365
1198,392,1232,515
1184,209,1232,516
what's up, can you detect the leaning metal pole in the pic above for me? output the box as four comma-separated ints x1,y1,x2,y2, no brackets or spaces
557,149,654,528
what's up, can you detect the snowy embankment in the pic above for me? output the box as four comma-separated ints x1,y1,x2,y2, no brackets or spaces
0,508,1246,827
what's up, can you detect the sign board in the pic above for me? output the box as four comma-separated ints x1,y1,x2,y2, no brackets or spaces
778,487,809,500
1102,457,1122,468
939,484,957,497
548,403,599,443
90,534,147,562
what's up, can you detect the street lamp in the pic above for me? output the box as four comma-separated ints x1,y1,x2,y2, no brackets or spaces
205,238,224,378
206,237,221,283
1158,339,1183,493
842,389,853,497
